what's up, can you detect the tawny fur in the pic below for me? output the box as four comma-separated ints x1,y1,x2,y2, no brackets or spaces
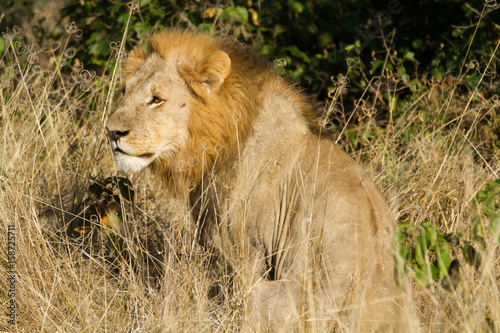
107,29,414,331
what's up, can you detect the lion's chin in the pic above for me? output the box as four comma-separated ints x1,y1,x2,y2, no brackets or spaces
114,153,153,172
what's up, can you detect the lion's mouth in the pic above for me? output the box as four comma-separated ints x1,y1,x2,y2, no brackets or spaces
115,147,154,158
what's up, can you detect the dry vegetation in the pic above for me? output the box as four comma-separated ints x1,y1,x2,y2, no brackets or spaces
0,19,499,332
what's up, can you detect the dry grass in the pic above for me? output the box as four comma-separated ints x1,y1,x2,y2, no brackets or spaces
0,23,499,332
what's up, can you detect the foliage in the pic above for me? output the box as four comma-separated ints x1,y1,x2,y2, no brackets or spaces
392,221,454,288
67,177,135,268
68,176,134,236
393,177,500,289
1,0,498,100
470,178,500,248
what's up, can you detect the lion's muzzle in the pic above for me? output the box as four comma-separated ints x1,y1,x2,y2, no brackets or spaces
105,127,154,172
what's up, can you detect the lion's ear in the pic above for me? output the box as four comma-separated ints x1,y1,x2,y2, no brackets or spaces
122,47,146,78
179,51,231,99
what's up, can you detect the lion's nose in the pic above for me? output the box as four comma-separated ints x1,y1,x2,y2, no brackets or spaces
106,128,130,141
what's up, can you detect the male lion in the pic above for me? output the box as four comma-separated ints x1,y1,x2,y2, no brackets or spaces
106,30,410,331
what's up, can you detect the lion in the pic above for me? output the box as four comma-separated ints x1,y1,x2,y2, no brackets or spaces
106,29,412,331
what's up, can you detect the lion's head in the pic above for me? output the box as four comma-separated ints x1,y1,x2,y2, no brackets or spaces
106,30,269,190
107,49,193,172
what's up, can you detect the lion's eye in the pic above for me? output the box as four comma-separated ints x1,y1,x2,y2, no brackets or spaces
148,96,163,105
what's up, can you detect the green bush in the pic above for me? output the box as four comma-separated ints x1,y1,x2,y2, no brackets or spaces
2,0,497,101
393,177,500,289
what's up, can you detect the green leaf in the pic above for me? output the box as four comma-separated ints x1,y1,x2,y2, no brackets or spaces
412,38,423,50
346,130,357,144
490,214,500,244
452,28,463,38
414,233,426,265
118,12,131,25
429,262,438,281
485,178,500,191
420,221,437,249
435,65,445,78
344,40,361,53
436,233,452,282
133,22,151,39
286,45,311,63
224,6,248,24
475,189,489,203
392,222,409,245
471,216,486,250
289,0,305,14
369,60,383,75
410,264,430,287
404,51,415,62
0,38,5,56
197,23,215,34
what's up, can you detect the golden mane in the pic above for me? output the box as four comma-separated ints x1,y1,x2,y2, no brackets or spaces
121,30,324,194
